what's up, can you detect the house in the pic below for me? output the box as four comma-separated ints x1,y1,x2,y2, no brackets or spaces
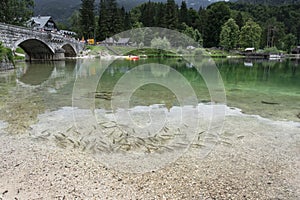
292,46,300,54
116,38,130,46
26,16,59,32
245,47,255,53
102,37,116,45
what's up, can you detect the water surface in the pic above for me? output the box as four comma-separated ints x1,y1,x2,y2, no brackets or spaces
0,58,299,134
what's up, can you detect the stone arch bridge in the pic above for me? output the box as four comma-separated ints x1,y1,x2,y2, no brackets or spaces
0,22,84,61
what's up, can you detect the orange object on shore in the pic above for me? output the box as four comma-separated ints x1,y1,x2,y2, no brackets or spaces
126,55,140,61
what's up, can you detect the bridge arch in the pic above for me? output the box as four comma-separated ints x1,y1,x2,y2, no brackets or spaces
61,43,77,57
14,37,56,61
0,22,84,61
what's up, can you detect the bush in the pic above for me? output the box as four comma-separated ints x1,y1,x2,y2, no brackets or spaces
194,48,206,56
263,47,280,54
151,37,171,51
15,48,25,54
0,42,13,62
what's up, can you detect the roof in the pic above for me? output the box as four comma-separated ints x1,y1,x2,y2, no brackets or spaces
245,47,255,51
292,46,300,54
29,16,52,29
103,37,116,43
116,38,130,44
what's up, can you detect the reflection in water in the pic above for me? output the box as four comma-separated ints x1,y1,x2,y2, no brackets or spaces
151,64,170,77
18,62,55,86
0,60,78,133
216,58,300,121
0,58,299,135
72,58,300,121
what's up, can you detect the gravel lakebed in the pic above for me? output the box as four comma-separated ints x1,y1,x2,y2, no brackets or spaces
0,106,299,199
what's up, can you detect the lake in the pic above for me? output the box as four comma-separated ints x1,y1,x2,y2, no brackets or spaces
0,57,299,172
1,58,299,121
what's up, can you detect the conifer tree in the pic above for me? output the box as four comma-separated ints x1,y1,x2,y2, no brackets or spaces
203,2,231,47
154,3,166,28
98,0,110,41
0,0,34,25
165,0,178,30
179,1,188,24
124,12,132,31
80,0,95,39
98,0,125,40
106,0,123,35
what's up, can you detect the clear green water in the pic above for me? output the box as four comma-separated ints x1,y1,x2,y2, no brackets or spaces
0,58,299,134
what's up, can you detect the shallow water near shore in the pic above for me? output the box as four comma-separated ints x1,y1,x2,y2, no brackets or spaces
1,58,299,120
0,59,300,146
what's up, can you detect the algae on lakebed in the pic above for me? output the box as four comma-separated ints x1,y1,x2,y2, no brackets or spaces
0,89,46,134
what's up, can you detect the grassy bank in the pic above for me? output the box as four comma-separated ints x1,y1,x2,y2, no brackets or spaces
85,45,245,59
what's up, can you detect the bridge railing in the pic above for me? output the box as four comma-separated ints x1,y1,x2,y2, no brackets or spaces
0,22,79,43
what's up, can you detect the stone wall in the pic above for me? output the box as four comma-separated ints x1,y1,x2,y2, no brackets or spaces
0,58,14,71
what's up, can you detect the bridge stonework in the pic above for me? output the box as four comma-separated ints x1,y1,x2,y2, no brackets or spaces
0,23,84,61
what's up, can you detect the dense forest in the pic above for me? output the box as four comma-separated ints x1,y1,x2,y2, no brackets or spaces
0,0,299,52
32,0,238,23
0,0,34,25
75,0,300,52
236,0,300,5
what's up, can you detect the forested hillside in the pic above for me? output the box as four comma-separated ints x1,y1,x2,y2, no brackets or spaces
1,0,299,52
33,0,234,23
237,0,300,5
33,0,81,24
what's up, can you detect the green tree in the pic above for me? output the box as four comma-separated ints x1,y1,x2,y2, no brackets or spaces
0,0,34,25
165,0,178,29
154,3,166,28
98,0,124,41
220,18,240,50
197,6,207,39
203,2,231,47
182,23,203,46
69,10,81,36
130,22,144,46
186,8,200,28
119,6,126,31
130,7,142,26
98,0,110,41
107,0,123,36
179,1,188,24
235,12,244,29
0,42,14,64
140,2,155,27
123,12,132,31
80,0,95,39
151,37,171,56
282,33,297,53
239,19,262,49
263,18,285,48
